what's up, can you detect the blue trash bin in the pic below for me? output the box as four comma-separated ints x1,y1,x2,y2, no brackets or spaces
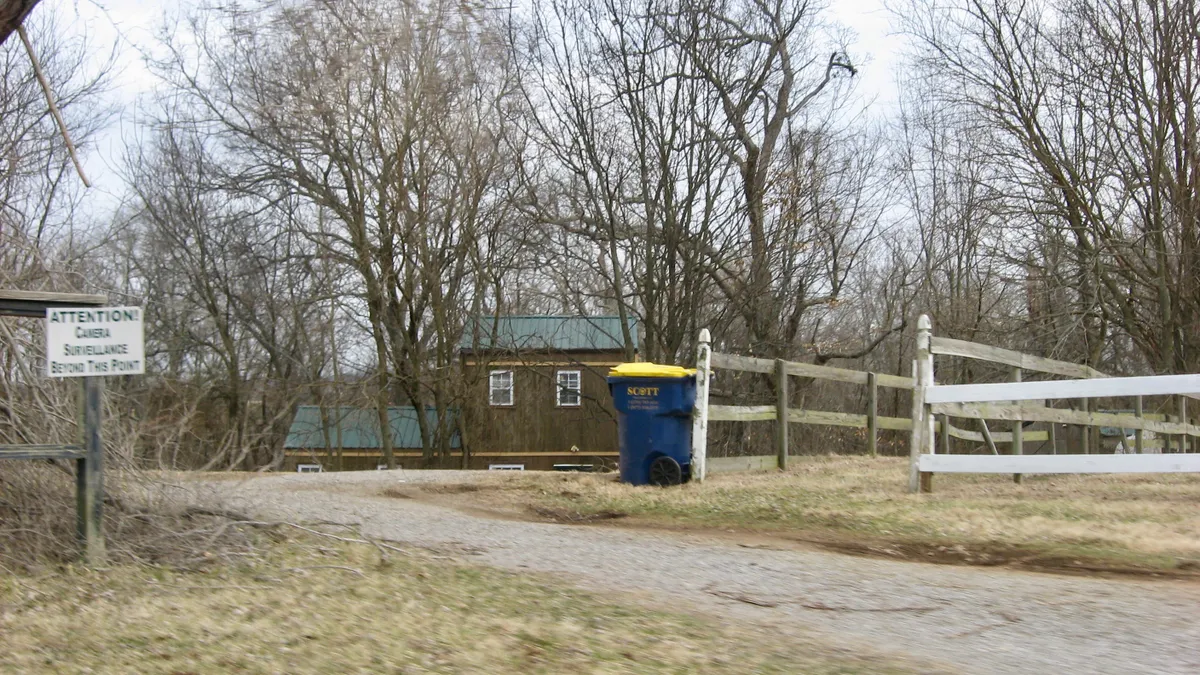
607,363,697,486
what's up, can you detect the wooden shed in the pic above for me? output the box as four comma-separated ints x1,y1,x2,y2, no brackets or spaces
459,316,637,471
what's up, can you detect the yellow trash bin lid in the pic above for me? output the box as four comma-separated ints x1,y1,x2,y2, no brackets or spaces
608,362,696,378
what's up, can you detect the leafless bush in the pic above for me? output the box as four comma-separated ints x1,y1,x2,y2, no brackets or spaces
0,461,265,571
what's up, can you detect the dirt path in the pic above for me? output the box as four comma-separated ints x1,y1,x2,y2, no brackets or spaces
188,471,1200,674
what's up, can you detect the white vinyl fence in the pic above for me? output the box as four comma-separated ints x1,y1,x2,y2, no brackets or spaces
910,314,1200,492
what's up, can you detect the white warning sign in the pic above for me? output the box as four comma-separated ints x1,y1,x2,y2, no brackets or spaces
46,306,145,377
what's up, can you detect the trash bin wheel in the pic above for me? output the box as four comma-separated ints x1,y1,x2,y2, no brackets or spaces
648,456,682,487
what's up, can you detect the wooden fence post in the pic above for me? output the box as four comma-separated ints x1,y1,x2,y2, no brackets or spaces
909,314,933,493
1179,396,1188,453
1012,367,1023,484
691,329,712,482
78,376,105,564
866,372,878,458
775,358,789,471
1081,398,1090,455
1135,396,1144,454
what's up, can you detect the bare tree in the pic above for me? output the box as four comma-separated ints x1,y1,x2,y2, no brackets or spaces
899,0,1200,374
148,0,524,466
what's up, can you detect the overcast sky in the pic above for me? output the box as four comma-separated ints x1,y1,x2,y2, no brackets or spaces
44,0,904,213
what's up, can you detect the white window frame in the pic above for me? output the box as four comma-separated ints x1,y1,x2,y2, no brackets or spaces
297,464,323,473
489,464,525,471
489,369,514,406
556,369,582,407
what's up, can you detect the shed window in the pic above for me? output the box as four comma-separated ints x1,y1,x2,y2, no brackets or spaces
489,370,513,406
297,464,322,473
556,370,581,407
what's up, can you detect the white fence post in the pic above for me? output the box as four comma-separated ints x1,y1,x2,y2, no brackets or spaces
692,328,712,482
909,314,933,493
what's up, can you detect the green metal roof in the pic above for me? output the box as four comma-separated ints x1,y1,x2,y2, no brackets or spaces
284,406,460,449
460,315,637,352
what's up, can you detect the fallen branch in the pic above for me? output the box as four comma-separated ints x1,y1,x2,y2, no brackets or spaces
232,520,409,560
287,565,366,577
146,579,268,592
703,584,779,607
797,601,942,613
952,611,1022,638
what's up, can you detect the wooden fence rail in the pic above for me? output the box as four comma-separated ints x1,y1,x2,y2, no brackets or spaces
692,332,914,480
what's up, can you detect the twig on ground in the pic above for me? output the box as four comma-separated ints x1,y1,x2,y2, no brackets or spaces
952,611,1022,638
146,579,268,592
703,584,779,607
287,565,366,577
232,520,410,560
796,601,942,613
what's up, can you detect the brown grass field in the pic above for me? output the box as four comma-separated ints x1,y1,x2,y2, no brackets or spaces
393,456,1200,576
0,530,917,674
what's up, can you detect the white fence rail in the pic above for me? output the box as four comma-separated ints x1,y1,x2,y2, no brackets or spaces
910,314,1200,492
919,454,1200,474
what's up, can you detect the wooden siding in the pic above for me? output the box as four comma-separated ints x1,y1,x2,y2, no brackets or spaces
462,351,622,455
282,451,618,473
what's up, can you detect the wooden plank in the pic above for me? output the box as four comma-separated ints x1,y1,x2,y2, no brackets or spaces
939,414,950,454
866,373,878,457
1011,367,1023,484
775,359,788,471
467,360,625,367
944,425,1048,443
1081,398,1090,455
929,402,1200,436
0,444,85,460
710,351,911,389
1135,397,1144,454
978,419,1000,455
81,377,105,564
707,455,778,473
709,404,776,421
710,352,774,374
284,451,622,457
919,471,932,493
877,416,913,431
0,289,108,303
1176,393,1185,451
929,336,1101,379
875,373,915,390
787,409,870,428
783,360,869,385
0,289,107,318
708,404,912,431
918,453,1200,474
925,374,1200,404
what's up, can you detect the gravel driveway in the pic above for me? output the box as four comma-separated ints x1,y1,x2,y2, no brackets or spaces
187,470,1200,675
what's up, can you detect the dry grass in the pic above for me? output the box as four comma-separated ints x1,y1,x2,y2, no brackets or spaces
0,463,266,572
435,457,1200,572
0,529,917,674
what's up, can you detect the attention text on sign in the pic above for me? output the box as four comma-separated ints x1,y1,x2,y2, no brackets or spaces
46,306,145,377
